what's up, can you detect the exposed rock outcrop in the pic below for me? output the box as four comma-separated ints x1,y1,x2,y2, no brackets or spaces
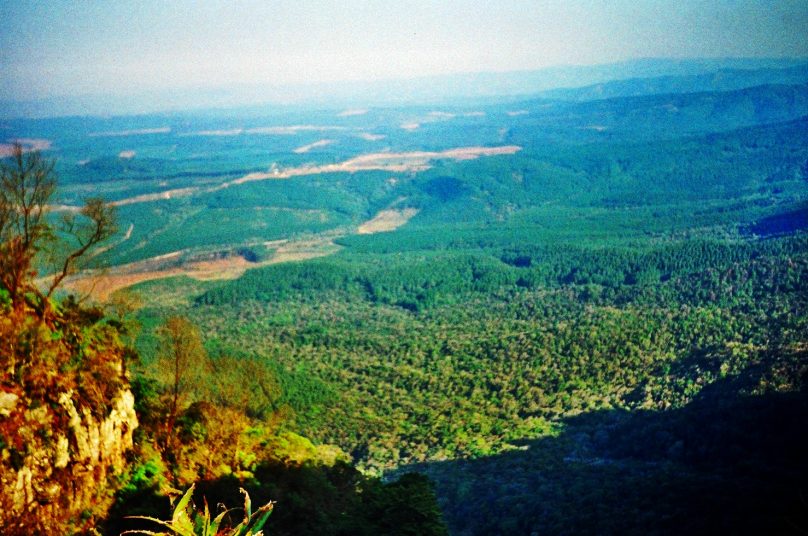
0,386,138,534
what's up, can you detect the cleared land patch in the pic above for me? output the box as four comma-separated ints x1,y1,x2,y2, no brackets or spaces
185,129,244,136
357,208,420,234
64,235,342,301
294,139,333,153
89,127,170,137
357,132,386,141
229,145,522,186
338,109,368,117
246,125,346,135
112,187,198,206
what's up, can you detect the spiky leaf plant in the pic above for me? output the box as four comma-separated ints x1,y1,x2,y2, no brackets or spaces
122,484,273,536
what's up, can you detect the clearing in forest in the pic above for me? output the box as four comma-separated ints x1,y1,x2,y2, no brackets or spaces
357,208,420,234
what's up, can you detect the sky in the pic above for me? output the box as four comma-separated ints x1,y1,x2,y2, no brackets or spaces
1,0,807,102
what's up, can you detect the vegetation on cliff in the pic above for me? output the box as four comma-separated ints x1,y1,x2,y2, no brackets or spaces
0,145,136,533
110,312,447,536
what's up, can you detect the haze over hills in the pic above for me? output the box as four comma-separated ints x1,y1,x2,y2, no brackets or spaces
3,57,808,119
537,63,808,101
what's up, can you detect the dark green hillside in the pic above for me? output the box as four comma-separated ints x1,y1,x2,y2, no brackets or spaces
155,233,807,472
134,227,807,533
746,202,808,236
414,352,808,535
507,83,808,143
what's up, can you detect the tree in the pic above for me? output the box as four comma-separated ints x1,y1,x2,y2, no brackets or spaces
154,316,208,464
0,143,116,314
0,145,55,308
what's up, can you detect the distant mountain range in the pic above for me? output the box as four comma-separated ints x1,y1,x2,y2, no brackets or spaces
536,64,808,102
2,57,807,119
508,82,808,141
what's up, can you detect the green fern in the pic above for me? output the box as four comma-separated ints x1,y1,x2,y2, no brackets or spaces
123,484,274,536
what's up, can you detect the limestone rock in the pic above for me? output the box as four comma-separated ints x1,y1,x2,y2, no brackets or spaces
0,391,18,417
0,388,139,533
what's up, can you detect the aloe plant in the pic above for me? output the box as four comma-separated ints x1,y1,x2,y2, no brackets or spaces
122,484,274,536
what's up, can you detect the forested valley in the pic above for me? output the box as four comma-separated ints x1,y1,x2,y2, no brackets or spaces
1,59,807,534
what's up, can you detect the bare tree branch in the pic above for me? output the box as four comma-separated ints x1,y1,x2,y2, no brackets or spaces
46,198,117,298
0,144,117,313
0,144,55,308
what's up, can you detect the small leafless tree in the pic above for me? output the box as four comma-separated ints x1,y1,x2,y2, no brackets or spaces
0,143,117,315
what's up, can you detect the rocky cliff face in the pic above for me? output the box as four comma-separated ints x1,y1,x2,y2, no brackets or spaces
0,386,138,534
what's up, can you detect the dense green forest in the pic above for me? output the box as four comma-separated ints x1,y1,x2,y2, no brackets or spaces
132,230,808,533
128,85,806,533
130,230,807,533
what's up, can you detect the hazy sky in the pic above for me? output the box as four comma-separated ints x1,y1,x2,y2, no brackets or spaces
2,0,807,100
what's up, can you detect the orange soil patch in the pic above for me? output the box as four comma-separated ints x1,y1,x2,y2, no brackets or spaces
65,236,342,302
68,271,183,301
65,257,252,301
357,208,419,234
